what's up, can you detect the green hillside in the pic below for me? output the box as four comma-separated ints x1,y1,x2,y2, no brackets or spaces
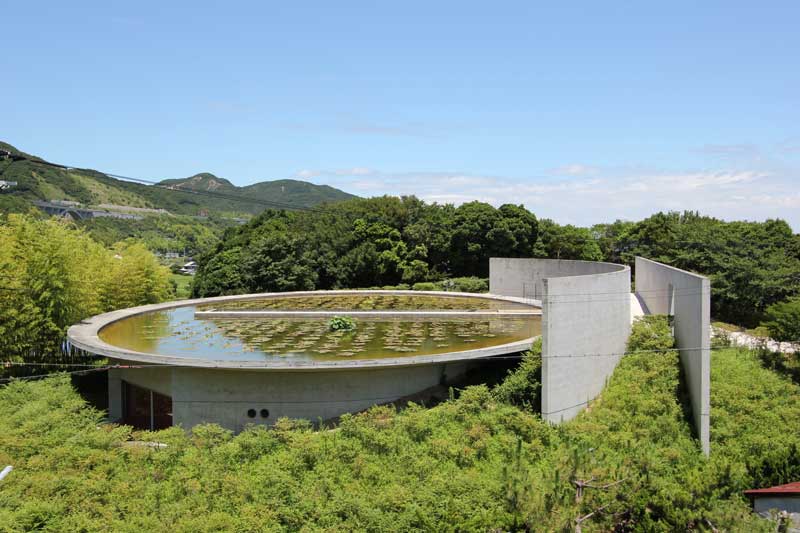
157,175,356,210
0,141,356,216
158,173,238,193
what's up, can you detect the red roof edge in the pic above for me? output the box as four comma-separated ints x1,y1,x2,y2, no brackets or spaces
744,481,800,496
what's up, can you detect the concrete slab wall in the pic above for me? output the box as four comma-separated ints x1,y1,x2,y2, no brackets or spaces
635,257,711,455
490,258,625,302
490,258,631,423
109,360,472,432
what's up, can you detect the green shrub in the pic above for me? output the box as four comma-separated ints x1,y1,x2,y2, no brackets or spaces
440,277,489,293
328,315,356,331
493,338,542,408
761,297,800,343
411,282,438,291
626,314,675,352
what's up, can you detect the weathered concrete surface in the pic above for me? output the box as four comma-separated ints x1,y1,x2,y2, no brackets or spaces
490,258,631,423
635,257,710,455
107,358,473,431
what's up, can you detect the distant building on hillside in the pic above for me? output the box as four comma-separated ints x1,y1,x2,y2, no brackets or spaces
0,180,18,191
745,481,800,530
179,261,198,275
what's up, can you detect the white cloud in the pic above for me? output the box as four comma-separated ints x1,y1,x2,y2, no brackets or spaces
293,169,318,179
334,167,375,176
293,165,800,229
550,164,599,176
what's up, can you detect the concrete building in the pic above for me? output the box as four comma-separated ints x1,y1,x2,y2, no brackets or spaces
744,482,800,531
68,290,538,432
178,261,197,275
70,256,711,450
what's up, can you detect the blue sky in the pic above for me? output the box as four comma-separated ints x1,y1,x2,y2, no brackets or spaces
3,1,799,228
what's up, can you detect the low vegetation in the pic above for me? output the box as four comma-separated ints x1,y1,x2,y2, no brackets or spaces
1,317,797,530
170,274,193,299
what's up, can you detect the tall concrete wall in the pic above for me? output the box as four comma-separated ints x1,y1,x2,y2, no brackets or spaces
490,258,631,423
635,257,710,455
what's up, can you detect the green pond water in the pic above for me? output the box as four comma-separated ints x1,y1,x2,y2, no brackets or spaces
196,294,532,312
99,304,540,363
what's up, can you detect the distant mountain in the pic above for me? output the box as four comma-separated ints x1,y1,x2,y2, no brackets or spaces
0,141,357,216
241,179,356,208
159,173,237,193
156,175,355,209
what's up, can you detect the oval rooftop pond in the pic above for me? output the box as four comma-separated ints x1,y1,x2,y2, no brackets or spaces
97,293,541,363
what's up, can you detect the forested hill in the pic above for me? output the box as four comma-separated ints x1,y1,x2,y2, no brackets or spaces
0,141,356,216
158,174,355,209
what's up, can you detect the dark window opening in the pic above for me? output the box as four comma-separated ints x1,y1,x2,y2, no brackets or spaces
122,381,172,430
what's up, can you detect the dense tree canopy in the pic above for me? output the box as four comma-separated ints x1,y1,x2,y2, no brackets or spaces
533,218,604,261
193,197,539,296
195,200,800,328
615,212,800,326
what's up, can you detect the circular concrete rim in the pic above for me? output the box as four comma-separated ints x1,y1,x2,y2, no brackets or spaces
67,290,540,371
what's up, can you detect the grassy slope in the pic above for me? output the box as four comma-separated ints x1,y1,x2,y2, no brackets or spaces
0,346,796,531
170,274,193,299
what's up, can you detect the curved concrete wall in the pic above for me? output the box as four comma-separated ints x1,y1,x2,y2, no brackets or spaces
109,358,473,431
490,258,631,423
635,257,710,455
